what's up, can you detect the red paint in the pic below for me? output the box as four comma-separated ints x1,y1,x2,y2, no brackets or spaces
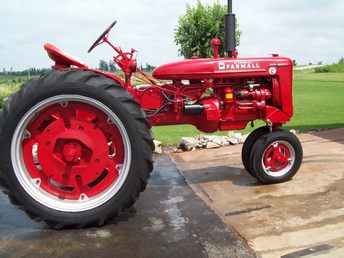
153,57,292,80
44,43,88,69
211,37,221,59
62,141,82,163
263,142,291,172
23,102,124,200
44,23,295,133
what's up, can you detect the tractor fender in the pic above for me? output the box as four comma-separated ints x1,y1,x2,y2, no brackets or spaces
88,69,126,88
44,43,125,88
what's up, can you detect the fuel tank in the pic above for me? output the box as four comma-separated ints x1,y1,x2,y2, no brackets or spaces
153,56,293,80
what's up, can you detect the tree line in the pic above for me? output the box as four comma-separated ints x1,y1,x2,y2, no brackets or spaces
0,60,157,77
98,60,156,72
0,68,51,76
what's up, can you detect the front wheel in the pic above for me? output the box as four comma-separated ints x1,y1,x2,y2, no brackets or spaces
242,126,270,177
0,70,154,228
250,131,303,184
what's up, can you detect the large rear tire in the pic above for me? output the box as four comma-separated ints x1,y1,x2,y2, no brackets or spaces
0,70,154,228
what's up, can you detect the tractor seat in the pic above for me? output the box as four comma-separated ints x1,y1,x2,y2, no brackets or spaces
44,43,88,69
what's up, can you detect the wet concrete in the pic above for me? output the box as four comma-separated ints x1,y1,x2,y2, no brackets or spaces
172,128,344,258
0,155,255,258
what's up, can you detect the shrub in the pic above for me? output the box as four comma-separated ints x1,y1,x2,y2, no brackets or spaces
0,84,20,108
175,0,241,58
314,66,330,73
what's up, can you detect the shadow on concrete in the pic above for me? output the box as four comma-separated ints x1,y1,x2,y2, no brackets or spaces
309,128,344,145
182,165,261,187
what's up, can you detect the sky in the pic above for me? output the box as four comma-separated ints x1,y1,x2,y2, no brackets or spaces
1,0,343,70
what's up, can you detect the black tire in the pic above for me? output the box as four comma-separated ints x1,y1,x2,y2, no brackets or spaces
242,126,270,177
250,131,303,184
0,69,154,228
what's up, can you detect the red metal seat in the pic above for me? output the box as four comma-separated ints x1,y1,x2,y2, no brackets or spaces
44,43,88,68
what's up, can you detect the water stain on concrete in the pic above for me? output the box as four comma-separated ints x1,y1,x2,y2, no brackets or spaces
0,155,255,258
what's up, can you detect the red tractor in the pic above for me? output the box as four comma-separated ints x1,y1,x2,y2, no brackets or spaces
0,1,302,228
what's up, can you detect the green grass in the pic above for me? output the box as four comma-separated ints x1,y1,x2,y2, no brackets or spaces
294,71,344,82
288,71,344,131
153,71,344,145
0,75,28,85
314,62,344,73
0,76,21,107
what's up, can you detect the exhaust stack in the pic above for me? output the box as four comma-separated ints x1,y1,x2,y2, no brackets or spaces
224,0,236,57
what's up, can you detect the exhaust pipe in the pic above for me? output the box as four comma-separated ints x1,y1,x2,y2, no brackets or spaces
224,0,236,57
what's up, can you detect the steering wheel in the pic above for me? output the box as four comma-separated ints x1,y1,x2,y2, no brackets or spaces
88,20,117,53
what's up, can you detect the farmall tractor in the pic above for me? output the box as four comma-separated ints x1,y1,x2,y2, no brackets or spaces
0,1,302,228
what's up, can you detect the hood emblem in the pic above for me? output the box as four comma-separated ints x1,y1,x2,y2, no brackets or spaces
218,61,261,71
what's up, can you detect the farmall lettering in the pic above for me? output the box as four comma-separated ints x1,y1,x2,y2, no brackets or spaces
218,61,261,71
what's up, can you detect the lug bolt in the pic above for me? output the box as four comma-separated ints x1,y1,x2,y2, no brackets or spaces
60,101,68,108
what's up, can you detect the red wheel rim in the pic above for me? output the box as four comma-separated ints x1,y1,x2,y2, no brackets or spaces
11,95,131,212
262,141,295,177
22,101,124,200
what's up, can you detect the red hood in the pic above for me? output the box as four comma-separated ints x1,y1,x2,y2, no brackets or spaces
153,57,293,80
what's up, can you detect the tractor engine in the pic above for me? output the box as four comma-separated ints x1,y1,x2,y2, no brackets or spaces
233,85,272,110
135,75,284,133
135,55,293,133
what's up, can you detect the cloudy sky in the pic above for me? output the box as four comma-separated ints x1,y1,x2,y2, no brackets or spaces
1,0,343,70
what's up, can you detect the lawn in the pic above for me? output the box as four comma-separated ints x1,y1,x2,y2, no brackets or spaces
153,71,344,145
0,75,24,107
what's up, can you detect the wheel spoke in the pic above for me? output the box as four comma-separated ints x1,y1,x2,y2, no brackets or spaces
57,105,75,129
74,104,97,123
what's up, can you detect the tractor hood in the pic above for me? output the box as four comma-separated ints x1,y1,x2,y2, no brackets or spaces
153,56,293,80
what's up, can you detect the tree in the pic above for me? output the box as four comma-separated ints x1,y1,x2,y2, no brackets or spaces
108,60,117,72
99,60,109,71
144,63,156,72
175,0,241,58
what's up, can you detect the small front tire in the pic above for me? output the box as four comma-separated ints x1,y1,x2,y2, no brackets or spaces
242,126,270,177
250,130,303,184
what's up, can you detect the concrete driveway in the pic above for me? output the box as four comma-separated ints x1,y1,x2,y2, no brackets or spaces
0,155,254,258
172,128,344,258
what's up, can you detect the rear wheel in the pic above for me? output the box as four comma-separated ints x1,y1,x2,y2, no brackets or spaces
250,131,303,184
0,70,154,228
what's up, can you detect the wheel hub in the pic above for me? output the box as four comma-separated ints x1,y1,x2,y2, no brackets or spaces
62,141,82,163
263,141,293,174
